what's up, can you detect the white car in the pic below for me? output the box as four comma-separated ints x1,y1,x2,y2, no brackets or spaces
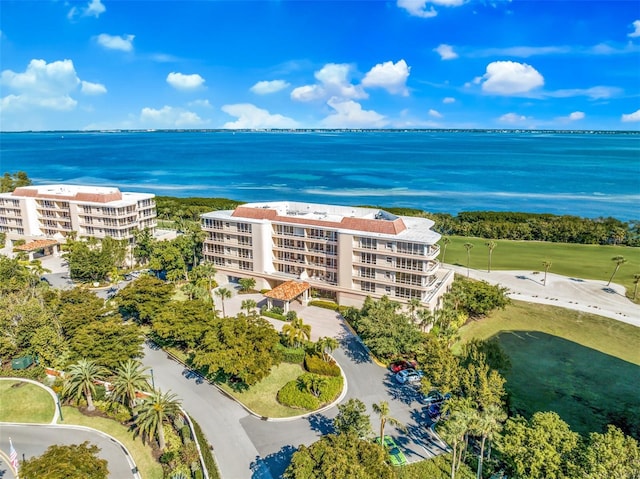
394,368,424,384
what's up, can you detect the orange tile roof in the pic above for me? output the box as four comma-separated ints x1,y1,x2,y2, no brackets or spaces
232,206,407,235
264,280,310,301
15,239,59,251
12,187,123,203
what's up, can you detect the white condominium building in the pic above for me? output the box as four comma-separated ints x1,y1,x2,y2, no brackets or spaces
0,184,157,243
201,201,453,309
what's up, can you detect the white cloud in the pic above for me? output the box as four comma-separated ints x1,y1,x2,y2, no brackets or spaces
166,72,205,91
0,59,85,111
629,20,640,38
81,80,107,95
188,99,212,108
498,112,530,123
397,0,437,18
140,106,205,127
434,44,458,60
443,97,456,103
291,63,366,102
68,0,105,19
548,86,621,100
361,60,410,95
621,109,640,122
321,97,387,128
97,34,135,52
428,109,443,118
568,111,585,121
221,103,298,129
250,80,290,95
479,61,544,95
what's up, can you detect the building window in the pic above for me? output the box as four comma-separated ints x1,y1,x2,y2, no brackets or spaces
360,267,375,279
361,281,375,292
361,253,376,264
360,237,377,250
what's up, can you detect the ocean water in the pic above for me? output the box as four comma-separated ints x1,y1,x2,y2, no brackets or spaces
1,130,639,220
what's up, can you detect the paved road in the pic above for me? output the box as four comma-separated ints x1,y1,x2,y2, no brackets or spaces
142,308,445,479
0,424,138,478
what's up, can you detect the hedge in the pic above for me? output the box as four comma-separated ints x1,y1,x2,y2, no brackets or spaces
189,416,221,479
276,374,343,410
308,300,340,311
304,354,340,377
261,310,288,322
276,344,306,364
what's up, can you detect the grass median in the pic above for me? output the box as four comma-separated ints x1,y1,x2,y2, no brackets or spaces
0,380,55,423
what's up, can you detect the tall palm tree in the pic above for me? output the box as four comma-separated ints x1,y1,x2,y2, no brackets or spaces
463,242,474,277
282,316,311,347
133,389,181,450
417,307,435,333
62,359,109,412
472,404,507,479
607,256,627,286
214,287,232,317
241,299,257,316
372,401,406,446
633,273,640,300
441,237,451,264
485,241,496,273
407,297,421,321
111,359,151,411
441,398,476,479
542,260,552,286
315,336,339,362
441,412,469,479
195,262,217,303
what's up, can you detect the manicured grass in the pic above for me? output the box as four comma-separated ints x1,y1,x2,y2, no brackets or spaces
456,301,640,438
62,406,163,479
219,363,309,418
0,380,56,423
441,236,640,302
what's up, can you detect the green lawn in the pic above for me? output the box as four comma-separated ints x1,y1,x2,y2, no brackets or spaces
441,236,640,302
0,380,55,423
62,406,163,479
456,301,640,438
219,363,308,418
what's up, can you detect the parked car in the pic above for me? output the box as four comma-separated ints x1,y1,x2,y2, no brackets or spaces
394,368,424,384
423,390,452,405
374,435,408,466
389,359,418,373
427,403,442,420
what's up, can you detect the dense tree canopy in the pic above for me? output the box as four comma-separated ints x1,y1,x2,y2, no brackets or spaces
69,317,143,368
0,170,31,192
151,300,216,349
19,441,108,479
117,275,174,324
284,433,394,479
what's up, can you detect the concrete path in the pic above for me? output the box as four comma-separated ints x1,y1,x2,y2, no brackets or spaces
446,265,640,327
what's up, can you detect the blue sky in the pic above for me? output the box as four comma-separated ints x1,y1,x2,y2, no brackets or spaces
1,0,639,131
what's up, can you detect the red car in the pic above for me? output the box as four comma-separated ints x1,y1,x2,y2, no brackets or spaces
389,359,418,373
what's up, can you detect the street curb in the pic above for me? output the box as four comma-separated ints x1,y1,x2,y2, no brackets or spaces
0,377,60,424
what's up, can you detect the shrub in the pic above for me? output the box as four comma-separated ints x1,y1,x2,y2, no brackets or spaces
180,425,192,444
159,451,176,465
309,300,340,311
277,380,320,410
0,364,46,381
317,375,343,403
194,470,204,479
261,310,287,321
93,384,107,402
304,354,340,377
271,306,284,315
276,344,306,364
94,400,131,423
190,416,221,479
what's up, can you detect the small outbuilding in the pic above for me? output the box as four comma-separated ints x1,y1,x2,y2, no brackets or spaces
263,280,310,313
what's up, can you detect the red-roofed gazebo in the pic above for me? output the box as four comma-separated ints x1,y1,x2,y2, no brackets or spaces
263,280,310,313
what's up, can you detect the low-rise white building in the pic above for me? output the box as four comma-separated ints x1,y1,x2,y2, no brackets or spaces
201,201,453,309
0,184,157,246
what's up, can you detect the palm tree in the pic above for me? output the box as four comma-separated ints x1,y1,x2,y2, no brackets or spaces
372,401,406,446
607,256,627,286
407,297,421,321
133,389,181,450
542,260,552,286
315,336,339,362
463,242,474,277
441,412,469,479
472,404,507,479
62,359,109,412
110,359,151,411
441,237,451,264
195,262,217,307
441,398,476,479
282,316,311,347
485,241,496,273
417,308,435,333
633,273,640,300
241,299,258,315
214,287,232,317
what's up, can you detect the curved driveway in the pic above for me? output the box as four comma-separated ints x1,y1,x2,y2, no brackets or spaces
142,304,446,479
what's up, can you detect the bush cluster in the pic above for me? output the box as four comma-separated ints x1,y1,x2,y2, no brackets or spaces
304,354,340,377
190,416,221,479
93,400,131,423
308,300,340,311
277,380,321,410
260,309,288,321
276,344,306,364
